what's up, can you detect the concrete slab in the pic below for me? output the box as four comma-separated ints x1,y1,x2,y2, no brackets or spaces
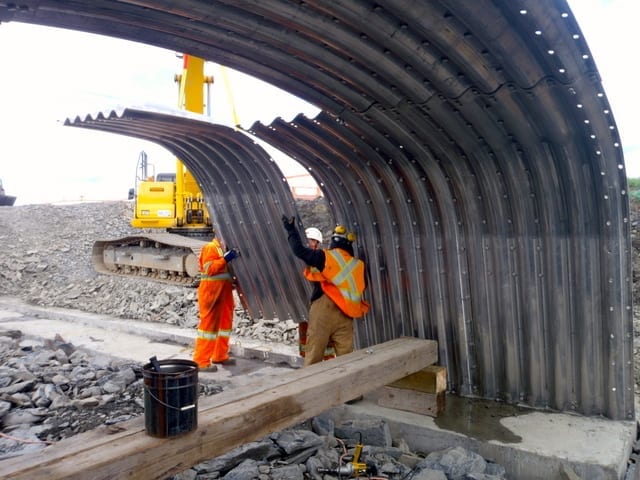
0,297,195,364
0,296,636,479
331,395,637,480
0,296,301,367
0,296,299,388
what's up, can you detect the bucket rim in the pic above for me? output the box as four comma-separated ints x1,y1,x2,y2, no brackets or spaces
142,358,199,376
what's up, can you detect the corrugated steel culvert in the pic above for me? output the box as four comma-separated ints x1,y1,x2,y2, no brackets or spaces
3,0,633,420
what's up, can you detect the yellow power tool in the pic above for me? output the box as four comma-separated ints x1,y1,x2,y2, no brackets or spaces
317,435,371,477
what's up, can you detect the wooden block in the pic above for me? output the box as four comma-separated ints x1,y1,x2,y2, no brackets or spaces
377,385,445,417
377,365,447,416
0,337,437,480
387,365,446,394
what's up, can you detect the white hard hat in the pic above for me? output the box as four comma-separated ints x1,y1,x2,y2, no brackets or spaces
305,227,323,244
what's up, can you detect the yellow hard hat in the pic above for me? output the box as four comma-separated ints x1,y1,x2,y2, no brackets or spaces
334,224,347,235
333,225,356,243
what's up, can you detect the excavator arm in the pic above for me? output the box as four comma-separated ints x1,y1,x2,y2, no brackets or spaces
92,54,218,285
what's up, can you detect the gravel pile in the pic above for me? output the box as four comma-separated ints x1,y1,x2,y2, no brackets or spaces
0,330,146,459
0,202,192,321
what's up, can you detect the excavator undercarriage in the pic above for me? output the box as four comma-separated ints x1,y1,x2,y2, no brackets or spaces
92,233,208,287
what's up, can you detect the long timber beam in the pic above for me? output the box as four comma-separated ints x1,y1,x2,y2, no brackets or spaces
0,337,437,480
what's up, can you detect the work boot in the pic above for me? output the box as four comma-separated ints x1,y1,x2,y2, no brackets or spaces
215,358,236,366
199,364,218,373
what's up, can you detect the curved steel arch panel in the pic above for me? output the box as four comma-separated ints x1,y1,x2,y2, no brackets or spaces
6,0,632,419
65,107,312,324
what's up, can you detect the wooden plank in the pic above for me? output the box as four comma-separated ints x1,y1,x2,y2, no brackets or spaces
0,337,437,480
376,386,445,417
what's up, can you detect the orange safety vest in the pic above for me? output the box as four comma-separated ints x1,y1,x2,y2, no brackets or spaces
304,248,369,318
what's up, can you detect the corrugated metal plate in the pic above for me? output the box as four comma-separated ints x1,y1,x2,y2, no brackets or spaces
65,107,311,323
5,0,632,420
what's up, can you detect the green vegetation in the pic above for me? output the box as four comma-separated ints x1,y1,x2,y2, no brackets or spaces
629,178,640,202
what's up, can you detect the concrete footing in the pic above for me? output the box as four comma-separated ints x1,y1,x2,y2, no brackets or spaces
328,396,637,480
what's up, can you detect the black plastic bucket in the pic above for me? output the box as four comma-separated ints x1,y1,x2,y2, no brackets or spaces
142,358,199,438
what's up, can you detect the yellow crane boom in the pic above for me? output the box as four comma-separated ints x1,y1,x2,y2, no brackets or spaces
131,54,213,234
93,54,218,285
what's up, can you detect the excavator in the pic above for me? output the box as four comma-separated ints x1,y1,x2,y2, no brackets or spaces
92,54,215,286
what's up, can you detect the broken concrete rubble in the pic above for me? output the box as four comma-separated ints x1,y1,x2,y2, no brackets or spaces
170,417,507,480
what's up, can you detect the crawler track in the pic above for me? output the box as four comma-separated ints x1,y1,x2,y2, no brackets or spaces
92,233,207,287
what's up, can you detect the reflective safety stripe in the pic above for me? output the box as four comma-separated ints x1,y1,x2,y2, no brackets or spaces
200,272,233,281
197,327,231,340
217,328,232,339
197,329,218,340
327,250,362,303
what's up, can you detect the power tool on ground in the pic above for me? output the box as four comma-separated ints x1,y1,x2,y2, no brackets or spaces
317,434,376,478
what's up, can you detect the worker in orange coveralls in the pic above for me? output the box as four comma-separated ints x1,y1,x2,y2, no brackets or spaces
192,231,240,371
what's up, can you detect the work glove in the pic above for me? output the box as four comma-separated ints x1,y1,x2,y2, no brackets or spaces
223,248,240,263
281,214,296,233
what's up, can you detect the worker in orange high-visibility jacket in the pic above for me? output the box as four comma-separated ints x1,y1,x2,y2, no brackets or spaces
192,232,241,370
282,216,369,367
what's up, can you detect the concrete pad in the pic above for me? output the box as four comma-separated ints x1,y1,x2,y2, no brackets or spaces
0,296,301,367
0,298,193,364
330,395,636,480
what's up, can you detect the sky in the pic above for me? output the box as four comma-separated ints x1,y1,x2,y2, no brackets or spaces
0,1,638,205
0,24,320,205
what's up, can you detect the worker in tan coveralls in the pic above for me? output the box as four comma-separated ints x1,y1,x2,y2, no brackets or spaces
282,216,369,366
192,232,240,371
297,226,337,361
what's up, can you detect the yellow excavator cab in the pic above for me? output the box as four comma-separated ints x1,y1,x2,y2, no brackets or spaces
132,180,176,228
